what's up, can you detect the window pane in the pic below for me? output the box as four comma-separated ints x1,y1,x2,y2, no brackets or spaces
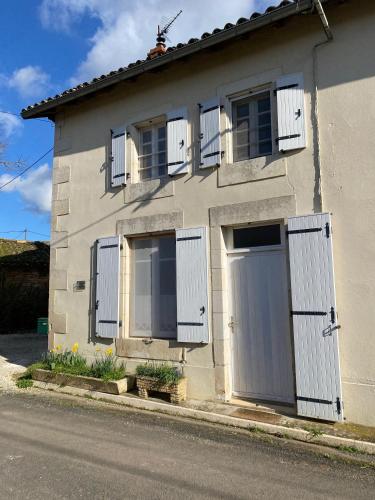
259,125,272,141
233,225,281,248
158,152,166,165
142,130,152,144
234,146,250,162
158,126,166,140
132,240,152,336
259,141,272,155
258,96,270,113
236,103,249,118
142,144,152,156
140,169,152,181
258,113,271,126
158,139,166,152
158,165,166,177
141,155,152,168
158,237,176,335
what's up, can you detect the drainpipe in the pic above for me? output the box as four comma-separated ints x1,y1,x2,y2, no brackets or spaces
311,0,333,212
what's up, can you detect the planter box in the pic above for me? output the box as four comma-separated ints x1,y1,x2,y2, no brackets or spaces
32,369,135,395
136,376,187,404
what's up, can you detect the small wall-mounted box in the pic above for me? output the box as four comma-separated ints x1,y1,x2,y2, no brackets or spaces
74,280,86,291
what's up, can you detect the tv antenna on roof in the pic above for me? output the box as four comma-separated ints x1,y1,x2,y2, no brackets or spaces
157,9,182,44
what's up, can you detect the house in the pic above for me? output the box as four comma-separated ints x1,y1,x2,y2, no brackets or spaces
0,239,49,333
22,0,375,427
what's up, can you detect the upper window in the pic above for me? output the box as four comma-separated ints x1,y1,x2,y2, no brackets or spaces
138,124,167,181
131,236,176,339
232,91,272,162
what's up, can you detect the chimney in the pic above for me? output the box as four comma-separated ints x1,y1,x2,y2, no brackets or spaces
148,27,167,59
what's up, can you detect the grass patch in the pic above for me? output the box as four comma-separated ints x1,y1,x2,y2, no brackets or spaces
304,425,324,439
336,444,360,454
16,378,33,389
136,362,182,385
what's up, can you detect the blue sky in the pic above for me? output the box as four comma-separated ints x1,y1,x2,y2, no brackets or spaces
0,0,273,241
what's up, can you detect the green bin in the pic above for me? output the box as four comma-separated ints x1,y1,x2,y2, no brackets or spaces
37,317,48,335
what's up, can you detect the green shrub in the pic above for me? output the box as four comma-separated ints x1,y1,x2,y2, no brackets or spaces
16,378,33,389
136,362,182,385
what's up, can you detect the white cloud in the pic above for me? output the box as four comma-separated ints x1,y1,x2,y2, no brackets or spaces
8,66,51,99
39,0,275,85
0,112,23,140
0,163,52,214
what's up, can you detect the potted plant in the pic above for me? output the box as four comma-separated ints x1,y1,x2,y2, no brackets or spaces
135,362,187,404
26,344,134,395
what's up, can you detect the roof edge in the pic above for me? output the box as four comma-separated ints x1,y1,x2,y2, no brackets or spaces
21,0,315,120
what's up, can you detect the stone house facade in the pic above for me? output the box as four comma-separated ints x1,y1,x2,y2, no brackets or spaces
22,0,375,426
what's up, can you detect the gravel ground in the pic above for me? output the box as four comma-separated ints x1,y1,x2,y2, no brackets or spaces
0,334,47,390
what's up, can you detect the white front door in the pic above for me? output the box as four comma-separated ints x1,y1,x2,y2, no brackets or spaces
228,225,294,403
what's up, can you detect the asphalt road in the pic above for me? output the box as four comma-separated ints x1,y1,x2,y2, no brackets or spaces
0,391,373,500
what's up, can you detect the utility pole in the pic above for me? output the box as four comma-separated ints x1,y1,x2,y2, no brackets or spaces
24,228,27,240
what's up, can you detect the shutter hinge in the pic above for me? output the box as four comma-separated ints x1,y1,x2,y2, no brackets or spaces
325,222,330,238
275,134,301,144
336,397,342,415
330,307,335,324
95,300,99,310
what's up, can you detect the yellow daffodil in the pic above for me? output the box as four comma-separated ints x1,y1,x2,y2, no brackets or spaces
56,344,62,351
95,347,102,352
71,342,79,353
105,347,113,356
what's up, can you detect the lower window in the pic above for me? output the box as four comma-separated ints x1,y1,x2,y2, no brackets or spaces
130,235,177,339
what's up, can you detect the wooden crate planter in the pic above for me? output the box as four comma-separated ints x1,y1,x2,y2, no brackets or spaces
136,376,187,404
32,369,135,395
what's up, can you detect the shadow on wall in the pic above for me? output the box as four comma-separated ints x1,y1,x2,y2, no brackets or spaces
0,241,50,334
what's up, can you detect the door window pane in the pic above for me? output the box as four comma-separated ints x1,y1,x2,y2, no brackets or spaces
233,225,281,249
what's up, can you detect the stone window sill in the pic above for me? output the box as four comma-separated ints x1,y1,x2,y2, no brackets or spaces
124,177,174,203
218,155,287,187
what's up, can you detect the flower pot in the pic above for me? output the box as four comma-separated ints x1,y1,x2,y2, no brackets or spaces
32,369,135,395
136,375,187,404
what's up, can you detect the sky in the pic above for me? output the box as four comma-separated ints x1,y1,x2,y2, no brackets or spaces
0,0,274,241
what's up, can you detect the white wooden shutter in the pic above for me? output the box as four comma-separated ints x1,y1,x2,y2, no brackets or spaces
111,127,126,187
276,73,306,152
288,213,343,422
167,108,188,175
199,97,221,168
176,227,209,343
95,236,121,338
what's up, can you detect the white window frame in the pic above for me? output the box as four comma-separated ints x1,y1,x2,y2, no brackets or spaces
227,85,277,165
129,234,177,340
136,118,167,182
